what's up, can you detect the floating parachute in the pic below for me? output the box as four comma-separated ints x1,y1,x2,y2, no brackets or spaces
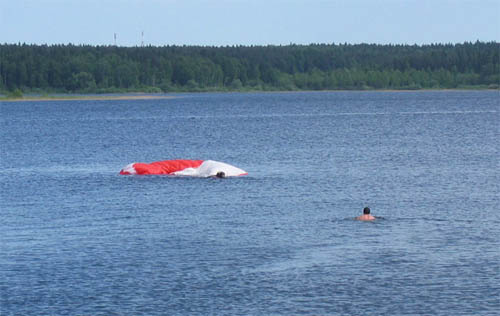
119,159,247,177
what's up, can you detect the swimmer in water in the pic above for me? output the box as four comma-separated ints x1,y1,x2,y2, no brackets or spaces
356,207,376,221
215,171,226,178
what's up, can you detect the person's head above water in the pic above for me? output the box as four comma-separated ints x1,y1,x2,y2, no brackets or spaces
215,171,226,178
356,206,375,221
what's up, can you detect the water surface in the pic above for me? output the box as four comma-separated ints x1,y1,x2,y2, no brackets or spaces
1,91,499,315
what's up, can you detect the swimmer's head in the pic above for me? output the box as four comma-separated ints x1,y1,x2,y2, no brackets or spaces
363,207,370,214
215,171,226,178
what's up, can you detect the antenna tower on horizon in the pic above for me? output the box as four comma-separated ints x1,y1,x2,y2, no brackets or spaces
141,31,144,47
114,33,117,46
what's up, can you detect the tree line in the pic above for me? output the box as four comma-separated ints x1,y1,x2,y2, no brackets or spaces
0,41,498,94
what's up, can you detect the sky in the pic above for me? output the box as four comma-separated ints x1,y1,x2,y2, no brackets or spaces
1,0,499,46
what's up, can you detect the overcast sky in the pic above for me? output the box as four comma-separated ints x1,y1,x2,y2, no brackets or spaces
1,0,499,46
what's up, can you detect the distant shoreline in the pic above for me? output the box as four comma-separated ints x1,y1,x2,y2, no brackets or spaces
1,88,498,102
1,94,177,102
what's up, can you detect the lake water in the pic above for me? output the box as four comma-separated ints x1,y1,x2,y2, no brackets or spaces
1,91,499,315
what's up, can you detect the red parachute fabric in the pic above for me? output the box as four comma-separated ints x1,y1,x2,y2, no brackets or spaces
120,159,203,175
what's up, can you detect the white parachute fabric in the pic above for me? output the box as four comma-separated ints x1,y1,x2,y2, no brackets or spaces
173,160,247,177
120,163,137,175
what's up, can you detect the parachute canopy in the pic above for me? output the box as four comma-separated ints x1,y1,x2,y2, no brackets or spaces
119,159,247,177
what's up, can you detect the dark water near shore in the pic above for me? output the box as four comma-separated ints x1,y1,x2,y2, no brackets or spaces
1,91,499,315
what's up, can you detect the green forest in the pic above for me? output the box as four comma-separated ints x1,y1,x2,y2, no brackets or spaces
0,41,498,94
